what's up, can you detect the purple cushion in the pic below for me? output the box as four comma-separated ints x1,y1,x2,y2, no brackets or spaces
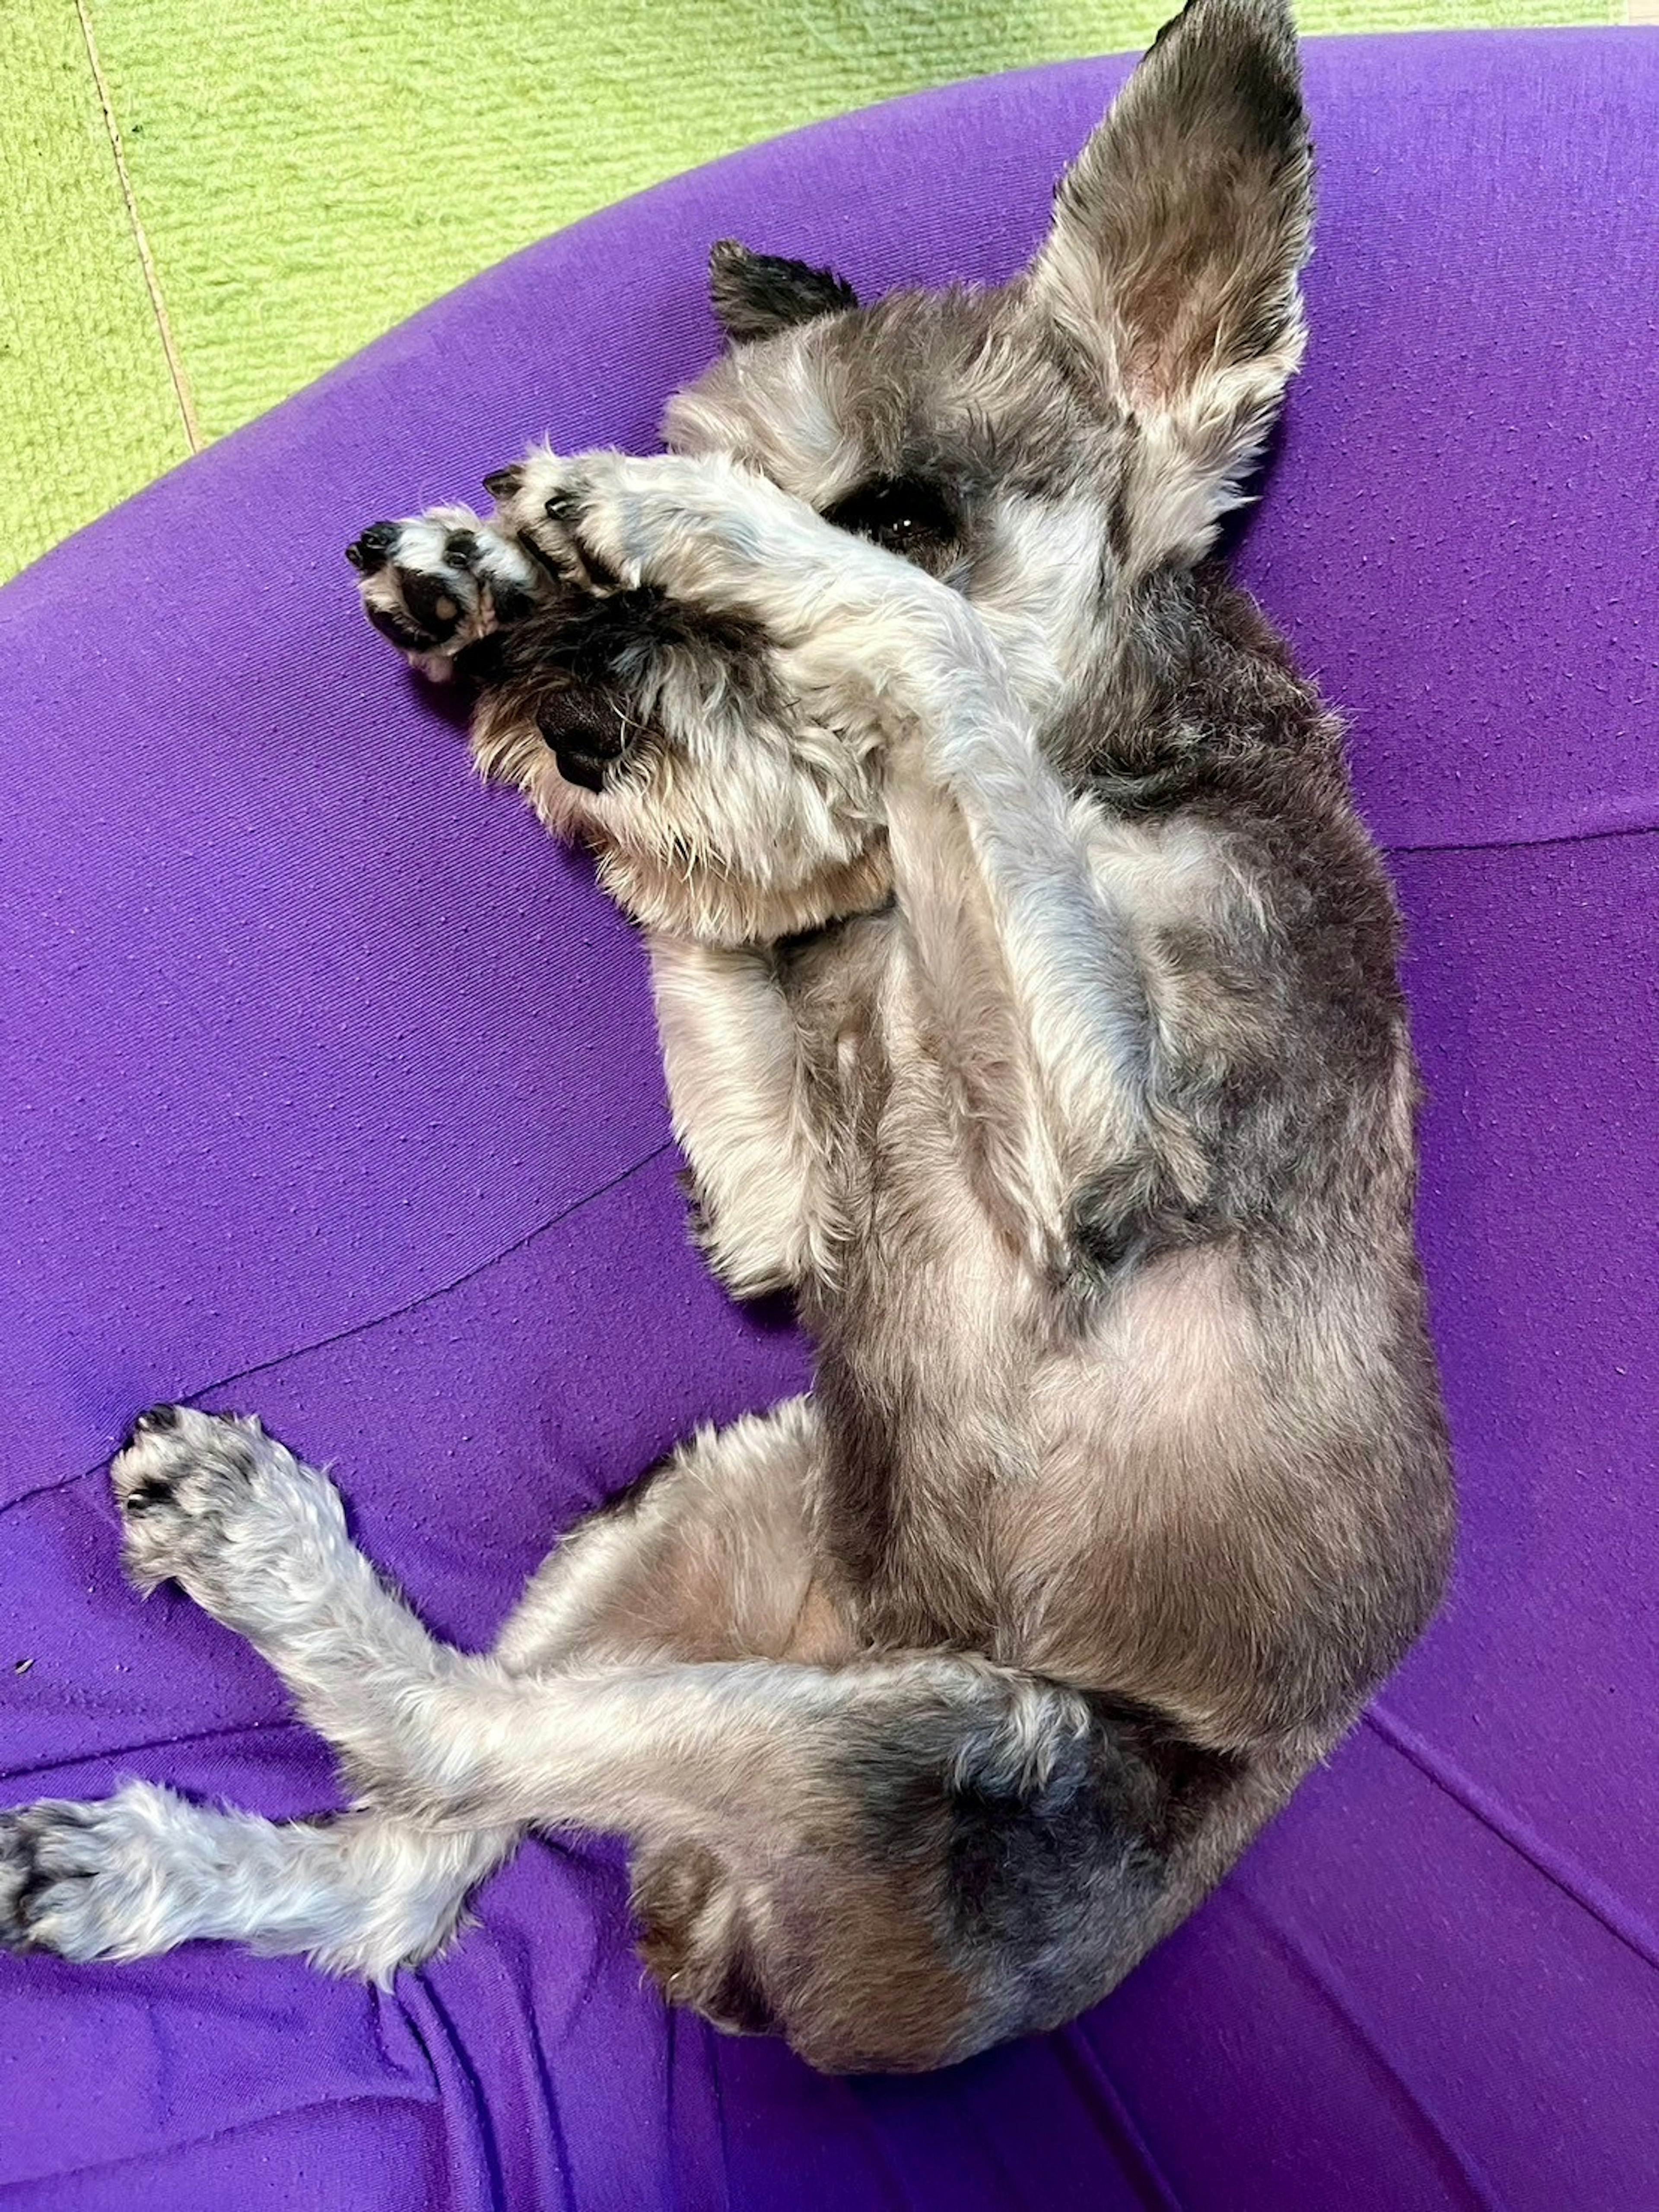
3,26,1656,2209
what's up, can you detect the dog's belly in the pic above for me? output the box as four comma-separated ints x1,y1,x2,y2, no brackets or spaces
811,1334,1029,1652
796,941,1357,1722
814,1214,1314,1736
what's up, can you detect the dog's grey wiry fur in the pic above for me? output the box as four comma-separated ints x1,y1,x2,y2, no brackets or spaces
1,0,1452,2073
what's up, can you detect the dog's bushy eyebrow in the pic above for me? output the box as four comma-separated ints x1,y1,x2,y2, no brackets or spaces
709,239,860,342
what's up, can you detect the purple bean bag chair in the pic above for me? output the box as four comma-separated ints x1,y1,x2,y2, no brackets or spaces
3,25,1656,2210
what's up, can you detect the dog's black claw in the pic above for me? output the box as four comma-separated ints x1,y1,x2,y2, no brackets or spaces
516,529,567,583
543,489,581,526
483,466,523,502
346,521,402,574
125,1404,181,1448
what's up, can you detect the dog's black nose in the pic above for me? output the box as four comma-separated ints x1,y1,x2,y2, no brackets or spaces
346,521,402,574
538,691,630,793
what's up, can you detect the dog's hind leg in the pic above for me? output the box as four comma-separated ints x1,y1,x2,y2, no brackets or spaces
40,1409,1261,2070
1,1400,844,1976
496,1395,847,1672
0,1787,513,1977
0,1400,541,1971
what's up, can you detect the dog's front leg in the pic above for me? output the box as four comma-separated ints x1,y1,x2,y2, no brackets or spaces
878,674,1157,1219
495,449,1158,1223
647,933,832,1299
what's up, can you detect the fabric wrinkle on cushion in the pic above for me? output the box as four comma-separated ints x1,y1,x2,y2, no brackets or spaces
2,26,1657,2212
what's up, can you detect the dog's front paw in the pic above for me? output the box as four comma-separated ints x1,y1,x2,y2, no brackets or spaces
347,507,537,677
487,449,645,596
111,1406,350,1638
480,451,623,597
493,448,813,616
0,1785,199,1962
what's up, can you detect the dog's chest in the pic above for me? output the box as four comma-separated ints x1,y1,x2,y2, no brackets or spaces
787,913,1036,1304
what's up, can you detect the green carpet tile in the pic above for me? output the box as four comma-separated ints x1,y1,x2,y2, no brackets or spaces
4,0,1615,581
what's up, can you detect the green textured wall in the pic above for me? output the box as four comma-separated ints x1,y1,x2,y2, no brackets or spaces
3,0,1614,582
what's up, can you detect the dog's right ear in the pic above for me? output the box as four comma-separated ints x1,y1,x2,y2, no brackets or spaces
1028,0,1311,571
709,240,859,343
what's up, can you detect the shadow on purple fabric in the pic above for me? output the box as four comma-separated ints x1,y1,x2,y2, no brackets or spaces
1,27,1656,2212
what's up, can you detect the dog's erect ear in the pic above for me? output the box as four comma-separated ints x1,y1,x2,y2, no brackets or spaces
709,239,859,343
1029,0,1311,570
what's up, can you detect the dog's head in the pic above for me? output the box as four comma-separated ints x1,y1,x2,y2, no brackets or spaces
477,0,1312,943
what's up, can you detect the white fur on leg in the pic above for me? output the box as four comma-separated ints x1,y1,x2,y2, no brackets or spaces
113,1408,454,1676
0,1782,513,1979
648,934,834,1296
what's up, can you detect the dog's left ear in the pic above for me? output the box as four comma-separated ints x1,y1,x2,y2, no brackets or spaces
1028,0,1311,570
709,239,859,343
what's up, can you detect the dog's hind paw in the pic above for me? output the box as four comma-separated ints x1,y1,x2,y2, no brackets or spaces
0,1786,195,1962
110,1405,356,1642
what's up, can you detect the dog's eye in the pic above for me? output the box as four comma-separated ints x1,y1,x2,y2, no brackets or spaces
821,476,957,566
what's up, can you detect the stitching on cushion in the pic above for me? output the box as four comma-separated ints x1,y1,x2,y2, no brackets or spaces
0,1143,673,1528
1384,821,1656,858
0,2091,443,2199
0,1468,89,1520
1052,2033,1189,2212
196,1141,674,1403
1,1717,308,1791
1227,1886,1504,2211
1363,1703,1659,1976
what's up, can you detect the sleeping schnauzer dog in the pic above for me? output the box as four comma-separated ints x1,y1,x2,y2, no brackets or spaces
2,0,1452,2072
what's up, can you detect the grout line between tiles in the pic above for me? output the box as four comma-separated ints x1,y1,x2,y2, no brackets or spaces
71,0,203,453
